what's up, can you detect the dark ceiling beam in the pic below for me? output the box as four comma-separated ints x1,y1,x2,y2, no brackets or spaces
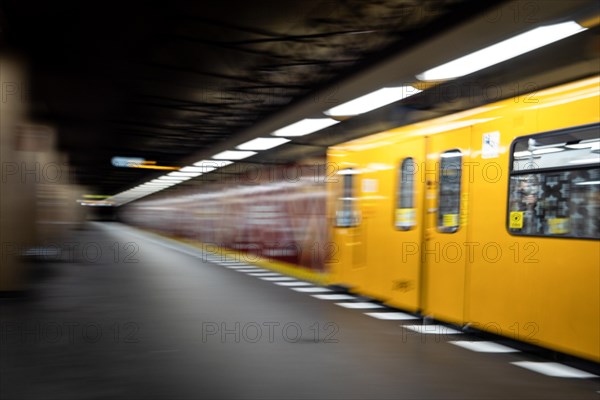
173,15,301,40
127,101,264,113
228,29,378,45
256,59,356,71
177,0,595,171
172,34,285,59
145,62,279,86
1,0,516,195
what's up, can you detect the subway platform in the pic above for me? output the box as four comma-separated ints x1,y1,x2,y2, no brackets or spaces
1,222,598,400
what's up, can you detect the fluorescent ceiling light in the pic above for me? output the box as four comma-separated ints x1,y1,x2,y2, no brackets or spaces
180,166,205,173
236,137,290,150
150,179,172,184
575,180,600,185
324,87,421,117
417,21,587,81
142,182,175,186
193,160,234,167
191,160,231,173
212,150,257,160
195,166,216,173
168,171,202,177
158,176,190,181
271,118,339,137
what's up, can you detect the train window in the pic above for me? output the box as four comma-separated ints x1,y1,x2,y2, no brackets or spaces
395,157,416,230
508,124,600,239
438,150,462,233
335,169,359,227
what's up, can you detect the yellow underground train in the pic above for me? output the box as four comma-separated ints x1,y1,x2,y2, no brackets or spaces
326,76,600,362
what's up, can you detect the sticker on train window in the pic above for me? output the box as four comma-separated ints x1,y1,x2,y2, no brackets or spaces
395,208,416,229
442,214,459,227
507,123,599,239
509,211,524,229
395,158,416,230
437,150,462,233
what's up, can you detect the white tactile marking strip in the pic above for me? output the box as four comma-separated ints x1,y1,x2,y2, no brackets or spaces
116,230,600,382
335,302,385,309
403,325,463,335
449,341,519,353
292,287,332,293
274,281,313,286
365,312,418,320
247,272,281,277
311,294,355,300
511,361,598,378
260,276,296,281
123,229,600,383
235,268,267,273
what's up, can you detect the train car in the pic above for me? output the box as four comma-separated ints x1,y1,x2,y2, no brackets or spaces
327,75,600,362
124,161,329,274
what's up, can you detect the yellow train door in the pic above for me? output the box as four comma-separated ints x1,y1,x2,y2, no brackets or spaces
422,127,472,324
329,168,366,287
384,137,426,312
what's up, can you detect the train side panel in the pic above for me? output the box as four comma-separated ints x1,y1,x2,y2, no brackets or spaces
384,137,426,312
466,78,600,361
421,126,472,324
327,137,427,311
328,76,600,361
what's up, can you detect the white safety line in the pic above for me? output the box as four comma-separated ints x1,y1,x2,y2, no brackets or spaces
234,268,266,273
450,341,519,353
260,276,297,281
311,294,356,301
291,287,332,293
511,361,598,378
335,302,384,309
403,325,463,335
102,226,600,381
247,272,282,277
365,312,418,320
273,281,313,286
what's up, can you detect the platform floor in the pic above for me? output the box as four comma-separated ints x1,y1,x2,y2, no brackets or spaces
1,222,599,399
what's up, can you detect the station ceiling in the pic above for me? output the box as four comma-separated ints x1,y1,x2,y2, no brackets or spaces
1,0,598,197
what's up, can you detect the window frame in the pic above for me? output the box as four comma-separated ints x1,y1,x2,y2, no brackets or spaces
334,168,359,228
395,157,417,231
506,123,600,240
437,149,463,234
